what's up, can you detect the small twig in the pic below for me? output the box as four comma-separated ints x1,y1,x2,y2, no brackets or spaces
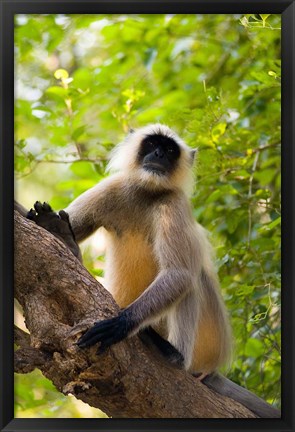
251,142,280,154
35,157,106,164
15,156,107,179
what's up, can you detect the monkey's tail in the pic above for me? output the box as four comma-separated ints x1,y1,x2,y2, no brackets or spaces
203,372,280,418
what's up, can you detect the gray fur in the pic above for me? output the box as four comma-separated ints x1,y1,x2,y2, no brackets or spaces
66,124,232,374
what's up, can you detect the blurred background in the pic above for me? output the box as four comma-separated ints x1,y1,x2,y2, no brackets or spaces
14,14,281,417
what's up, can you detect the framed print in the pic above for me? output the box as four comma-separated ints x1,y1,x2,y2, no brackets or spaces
1,0,294,431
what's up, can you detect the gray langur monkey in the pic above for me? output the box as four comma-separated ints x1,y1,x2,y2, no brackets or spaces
26,124,232,376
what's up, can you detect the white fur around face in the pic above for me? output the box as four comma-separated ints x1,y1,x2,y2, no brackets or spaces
107,124,196,195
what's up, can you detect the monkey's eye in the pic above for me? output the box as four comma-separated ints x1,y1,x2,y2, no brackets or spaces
167,146,175,154
147,141,156,151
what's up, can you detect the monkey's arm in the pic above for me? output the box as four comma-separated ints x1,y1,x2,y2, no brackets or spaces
77,268,192,357
65,175,121,242
23,175,121,255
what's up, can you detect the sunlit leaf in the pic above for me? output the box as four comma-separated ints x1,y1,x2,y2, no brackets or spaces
211,122,227,143
54,69,69,80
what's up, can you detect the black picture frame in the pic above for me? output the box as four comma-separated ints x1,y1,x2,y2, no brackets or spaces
1,1,294,431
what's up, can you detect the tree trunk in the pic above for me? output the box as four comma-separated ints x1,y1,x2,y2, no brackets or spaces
14,210,278,418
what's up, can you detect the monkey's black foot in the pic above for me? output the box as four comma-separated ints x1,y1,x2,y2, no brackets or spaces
27,201,69,231
27,201,52,220
27,201,81,259
77,311,135,354
139,326,184,368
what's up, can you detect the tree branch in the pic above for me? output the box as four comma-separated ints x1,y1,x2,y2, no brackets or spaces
14,210,279,418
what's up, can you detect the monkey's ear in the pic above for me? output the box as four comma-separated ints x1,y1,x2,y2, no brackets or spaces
190,148,197,163
129,128,135,134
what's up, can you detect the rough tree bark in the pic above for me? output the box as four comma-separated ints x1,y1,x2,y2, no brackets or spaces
14,210,279,418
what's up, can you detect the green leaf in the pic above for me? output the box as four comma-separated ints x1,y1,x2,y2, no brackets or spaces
70,161,97,179
91,268,104,277
244,338,264,357
253,169,276,186
267,216,281,230
255,189,271,199
236,285,255,297
72,125,87,141
258,217,281,233
205,189,222,203
72,68,92,90
45,86,68,101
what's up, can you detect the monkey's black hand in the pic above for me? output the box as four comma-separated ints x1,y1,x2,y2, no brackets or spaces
77,310,135,354
27,201,81,260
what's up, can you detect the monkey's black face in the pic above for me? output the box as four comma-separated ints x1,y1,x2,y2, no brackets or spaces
138,134,181,176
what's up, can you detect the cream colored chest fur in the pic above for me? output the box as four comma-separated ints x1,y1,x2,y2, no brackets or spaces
104,231,159,307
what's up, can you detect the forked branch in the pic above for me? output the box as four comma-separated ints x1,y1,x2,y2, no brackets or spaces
14,210,279,418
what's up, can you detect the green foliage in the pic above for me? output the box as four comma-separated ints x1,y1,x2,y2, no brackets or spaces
15,13,281,415
14,369,107,417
